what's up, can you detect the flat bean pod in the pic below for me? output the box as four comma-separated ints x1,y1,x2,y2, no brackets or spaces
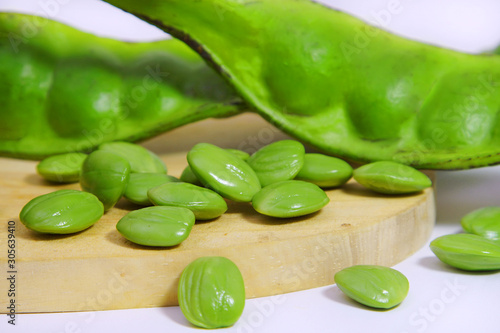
104,0,500,169
0,13,243,159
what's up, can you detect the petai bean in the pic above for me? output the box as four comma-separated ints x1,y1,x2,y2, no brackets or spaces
353,161,431,194
334,265,409,309
19,189,104,234
187,143,261,202
99,141,167,174
295,153,353,188
180,165,203,186
461,207,500,240
116,206,195,247
178,256,245,329
247,140,305,187
148,182,227,220
0,13,242,159
80,150,130,211
226,149,250,161
252,180,329,218
430,233,500,271
124,173,180,206
36,152,87,183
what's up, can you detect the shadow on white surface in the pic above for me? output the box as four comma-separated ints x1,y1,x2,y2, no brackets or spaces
322,285,390,312
160,306,191,328
418,256,500,276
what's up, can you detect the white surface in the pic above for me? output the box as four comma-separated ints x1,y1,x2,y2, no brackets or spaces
2,1,500,332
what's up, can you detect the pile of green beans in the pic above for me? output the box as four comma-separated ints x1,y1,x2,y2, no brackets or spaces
26,139,433,238
20,140,435,325
22,139,500,321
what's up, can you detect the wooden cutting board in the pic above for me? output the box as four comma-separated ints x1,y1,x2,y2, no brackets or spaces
0,113,435,313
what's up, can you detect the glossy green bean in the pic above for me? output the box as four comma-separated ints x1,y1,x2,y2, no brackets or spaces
353,161,432,194
80,150,130,211
247,140,305,187
98,141,167,174
461,207,500,240
124,173,179,206
116,206,195,246
430,233,500,271
36,153,87,183
295,153,353,188
334,265,409,309
178,256,245,328
19,189,104,234
187,143,261,202
148,182,228,220
252,180,329,218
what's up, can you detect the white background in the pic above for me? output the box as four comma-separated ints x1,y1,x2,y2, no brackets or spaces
1,0,500,332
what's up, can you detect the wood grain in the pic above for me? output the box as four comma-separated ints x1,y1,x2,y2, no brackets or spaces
0,113,435,313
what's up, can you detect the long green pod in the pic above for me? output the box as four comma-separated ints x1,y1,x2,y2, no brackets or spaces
104,0,500,170
0,13,243,159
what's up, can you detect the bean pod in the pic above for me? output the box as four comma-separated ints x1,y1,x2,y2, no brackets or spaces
103,0,500,170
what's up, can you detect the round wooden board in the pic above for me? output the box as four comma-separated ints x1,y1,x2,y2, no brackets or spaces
0,113,435,313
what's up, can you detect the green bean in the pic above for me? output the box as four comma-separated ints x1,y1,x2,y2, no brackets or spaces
148,182,227,220
295,153,352,188
124,173,179,206
19,189,104,234
187,143,261,202
334,265,409,309
353,161,431,194
99,141,167,174
178,256,245,328
80,150,130,211
252,180,329,218
226,149,250,161
116,206,195,246
247,140,305,187
430,233,500,271
36,153,87,183
461,207,500,240
179,165,203,186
